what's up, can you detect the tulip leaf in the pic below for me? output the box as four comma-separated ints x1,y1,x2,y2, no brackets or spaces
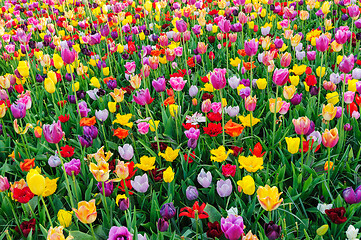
302,175,313,192
69,231,94,240
203,204,222,222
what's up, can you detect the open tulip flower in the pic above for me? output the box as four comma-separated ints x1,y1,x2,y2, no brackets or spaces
1,0,361,239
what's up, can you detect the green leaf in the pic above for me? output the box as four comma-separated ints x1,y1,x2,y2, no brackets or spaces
203,204,222,222
69,231,94,240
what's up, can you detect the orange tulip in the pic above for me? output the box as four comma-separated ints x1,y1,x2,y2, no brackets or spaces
80,116,96,126
20,158,35,172
113,128,129,139
224,119,244,137
73,199,97,224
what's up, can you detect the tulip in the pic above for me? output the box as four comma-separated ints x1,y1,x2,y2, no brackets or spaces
11,102,26,119
273,68,289,86
131,174,149,193
339,54,355,73
152,77,166,92
343,186,361,204
244,39,259,56
116,194,130,211
335,29,348,44
201,99,212,113
169,77,187,91
237,175,255,195
163,166,174,183
186,186,199,200
157,218,169,232
78,135,93,148
322,103,337,121
133,89,154,105
57,209,73,228
0,175,10,192
257,185,283,211
83,126,98,139
228,76,240,89
225,106,240,117
245,95,257,111
216,179,232,197
95,109,109,122
197,168,212,188
221,214,244,240
97,180,113,197
26,169,45,195
48,154,61,168
280,53,292,67
316,225,329,236
346,225,359,240
264,221,281,240
176,20,187,32
283,85,296,100
322,128,339,148
292,117,311,135
218,19,231,33
316,34,330,52
72,199,97,224
61,48,76,65
160,203,176,220
118,144,134,160
210,68,227,89
285,137,300,154
108,226,133,240
348,5,360,19
43,120,64,144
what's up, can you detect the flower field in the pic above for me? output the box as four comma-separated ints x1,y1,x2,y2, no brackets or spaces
1,0,361,239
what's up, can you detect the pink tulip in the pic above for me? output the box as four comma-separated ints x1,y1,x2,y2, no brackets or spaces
137,122,150,135
339,54,355,73
344,91,355,104
292,117,311,135
273,68,289,86
169,77,187,91
315,34,330,52
43,120,64,144
280,53,292,68
244,39,259,56
61,48,77,65
176,20,187,32
210,68,227,89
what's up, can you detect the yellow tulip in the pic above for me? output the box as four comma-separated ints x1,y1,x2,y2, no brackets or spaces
57,210,73,228
89,160,110,182
238,155,264,172
316,225,329,236
17,61,29,78
163,166,175,183
169,104,179,118
108,102,117,113
158,147,180,162
289,75,300,86
256,78,267,90
42,177,58,197
27,169,45,195
322,103,337,121
135,156,156,171
238,114,260,127
285,137,300,154
210,146,233,163
237,175,255,195
149,120,160,132
90,77,100,88
53,54,64,69
44,78,56,94
0,104,6,118
326,92,339,105
112,113,133,128
257,185,283,211
47,226,73,240
283,85,297,100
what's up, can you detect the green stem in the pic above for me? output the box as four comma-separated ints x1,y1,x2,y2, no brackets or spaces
7,196,22,236
89,223,96,240
317,52,324,111
41,196,53,227
327,147,331,186
272,86,279,150
219,90,225,146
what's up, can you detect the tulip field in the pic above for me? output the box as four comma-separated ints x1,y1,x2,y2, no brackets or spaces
2,0,361,239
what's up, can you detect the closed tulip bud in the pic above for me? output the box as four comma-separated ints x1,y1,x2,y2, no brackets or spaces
0,175,10,192
192,98,198,106
273,68,289,86
285,137,300,154
189,85,198,97
197,168,212,188
43,120,64,144
201,99,212,113
11,102,26,119
343,186,361,204
116,194,130,211
186,186,199,200
264,221,281,240
157,218,169,232
244,39,259,56
176,20,187,33
316,34,330,52
316,225,329,236
160,203,176,220
48,154,61,168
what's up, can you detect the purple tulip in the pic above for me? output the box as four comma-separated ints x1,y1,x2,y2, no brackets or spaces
344,123,353,131
118,144,134,160
306,51,316,61
11,102,26,119
343,186,361,204
274,38,284,49
83,125,98,139
100,24,110,37
107,80,117,90
221,214,244,240
187,138,198,149
152,77,166,92
43,120,64,144
239,87,251,99
160,203,176,220
118,197,130,211
185,127,200,139
339,54,355,73
264,221,281,240
186,186,198,200
176,20,187,33
78,135,93,148
348,5,360,18
189,85,198,97
157,218,169,232
97,180,114,197
290,93,302,105
78,101,91,118
88,33,101,45
61,48,76,65
316,35,330,52
108,226,133,240
192,25,202,35
131,174,149,193
64,158,81,176
355,19,361,28
48,154,61,168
